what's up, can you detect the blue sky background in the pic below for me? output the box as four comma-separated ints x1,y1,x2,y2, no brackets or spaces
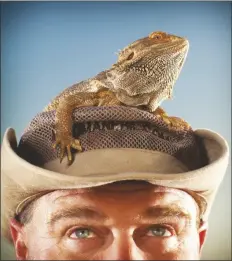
1,2,231,260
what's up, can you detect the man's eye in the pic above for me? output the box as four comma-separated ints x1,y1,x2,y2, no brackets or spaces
146,226,172,237
69,228,96,239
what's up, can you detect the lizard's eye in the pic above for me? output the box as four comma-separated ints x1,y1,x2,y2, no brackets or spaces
154,35,161,40
127,52,134,60
149,32,163,40
152,34,162,40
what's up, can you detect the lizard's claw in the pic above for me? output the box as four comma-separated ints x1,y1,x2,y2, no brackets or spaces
53,135,82,163
153,107,191,131
164,116,191,130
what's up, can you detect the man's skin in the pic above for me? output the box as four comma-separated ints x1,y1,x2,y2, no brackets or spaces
10,181,207,260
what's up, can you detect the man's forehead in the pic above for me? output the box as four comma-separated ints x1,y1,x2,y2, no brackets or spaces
32,182,199,226
43,182,196,206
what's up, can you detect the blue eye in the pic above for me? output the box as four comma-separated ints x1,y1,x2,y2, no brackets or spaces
70,228,95,239
147,226,172,237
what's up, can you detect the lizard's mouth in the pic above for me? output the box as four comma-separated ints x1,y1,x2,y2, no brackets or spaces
179,58,185,69
156,39,189,56
169,42,189,55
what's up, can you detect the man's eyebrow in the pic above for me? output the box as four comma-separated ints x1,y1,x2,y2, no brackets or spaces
140,204,192,220
47,207,109,226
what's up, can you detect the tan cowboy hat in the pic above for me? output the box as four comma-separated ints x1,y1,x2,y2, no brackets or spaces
1,123,229,243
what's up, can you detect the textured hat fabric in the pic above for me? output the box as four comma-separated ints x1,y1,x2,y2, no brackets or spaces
17,106,209,170
1,123,229,243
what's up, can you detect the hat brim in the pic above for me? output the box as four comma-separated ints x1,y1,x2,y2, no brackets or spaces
1,127,229,242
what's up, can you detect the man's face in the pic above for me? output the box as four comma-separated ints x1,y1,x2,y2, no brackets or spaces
10,182,207,260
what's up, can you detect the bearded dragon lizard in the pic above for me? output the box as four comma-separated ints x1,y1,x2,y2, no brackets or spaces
44,31,190,162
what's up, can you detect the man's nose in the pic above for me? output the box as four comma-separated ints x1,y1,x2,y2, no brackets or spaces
100,233,144,260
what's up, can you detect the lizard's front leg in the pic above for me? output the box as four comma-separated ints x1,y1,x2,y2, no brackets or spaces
53,90,120,163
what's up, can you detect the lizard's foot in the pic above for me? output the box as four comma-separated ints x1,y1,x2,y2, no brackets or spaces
153,107,191,130
53,133,82,163
164,116,191,130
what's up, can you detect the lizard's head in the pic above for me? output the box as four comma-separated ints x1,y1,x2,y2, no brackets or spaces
107,31,189,102
115,31,189,73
